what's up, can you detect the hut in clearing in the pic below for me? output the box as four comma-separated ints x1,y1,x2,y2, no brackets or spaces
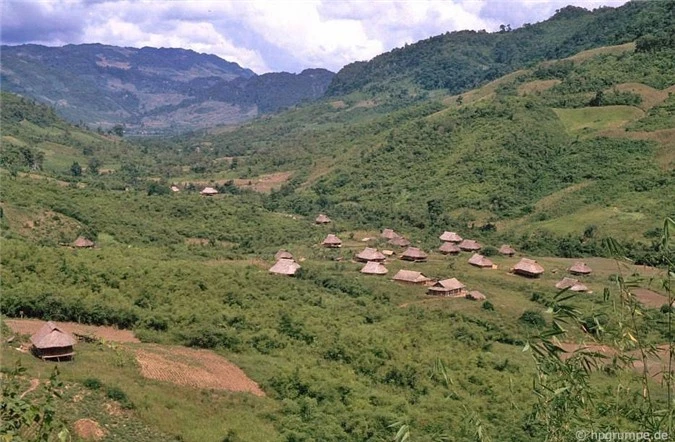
569,262,592,275
200,187,218,196
322,234,342,248
356,247,386,263
458,239,482,252
392,270,431,285
388,236,411,247
468,253,494,268
315,214,331,224
381,229,399,240
361,261,388,275
401,247,428,262
513,258,545,278
499,245,516,256
427,278,466,297
439,242,461,255
466,290,486,301
439,231,463,243
275,250,294,261
31,321,76,361
269,259,301,276
555,277,589,292
73,236,94,248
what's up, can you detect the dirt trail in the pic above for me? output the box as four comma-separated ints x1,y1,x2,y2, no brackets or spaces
5,319,139,343
20,378,40,399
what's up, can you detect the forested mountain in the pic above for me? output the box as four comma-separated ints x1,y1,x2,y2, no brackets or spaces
0,44,334,134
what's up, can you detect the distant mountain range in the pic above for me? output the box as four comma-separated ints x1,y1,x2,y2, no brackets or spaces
0,44,334,134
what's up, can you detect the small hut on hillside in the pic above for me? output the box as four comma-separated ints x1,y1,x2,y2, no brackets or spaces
439,231,463,243
269,259,301,276
439,242,461,255
555,277,589,292
381,229,399,240
569,262,592,275
321,234,342,248
73,236,95,248
513,258,545,278
468,253,494,268
466,290,486,301
361,261,388,275
171,185,180,192
401,247,428,262
388,236,411,247
458,239,482,252
393,270,431,285
275,250,294,261
499,245,516,256
315,214,331,224
427,278,466,297
200,187,218,196
31,321,76,361
356,247,386,263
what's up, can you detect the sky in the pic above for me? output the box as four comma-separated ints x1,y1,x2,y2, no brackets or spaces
1,0,630,74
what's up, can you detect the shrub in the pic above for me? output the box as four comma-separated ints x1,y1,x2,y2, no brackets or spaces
482,301,494,311
83,378,102,390
519,310,546,327
106,386,134,409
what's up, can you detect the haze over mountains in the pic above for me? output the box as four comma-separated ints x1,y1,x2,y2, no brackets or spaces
0,44,334,134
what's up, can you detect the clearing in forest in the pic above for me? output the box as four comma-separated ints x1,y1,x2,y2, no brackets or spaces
4,319,140,343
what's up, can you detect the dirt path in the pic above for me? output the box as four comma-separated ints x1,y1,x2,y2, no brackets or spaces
20,378,40,399
4,319,139,343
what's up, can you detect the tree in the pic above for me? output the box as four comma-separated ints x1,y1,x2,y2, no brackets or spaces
70,162,82,176
111,124,124,137
87,157,101,175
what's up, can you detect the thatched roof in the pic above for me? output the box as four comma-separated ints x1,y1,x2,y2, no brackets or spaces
200,187,218,195
269,259,301,276
315,214,331,224
381,228,399,240
468,253,494,268
569,262,592,275
361,261,388,275
439,231,463,243
467,290,486,301
439,242,461,254
513,258,544,277
431,278,465,291
393,270,430,284
275,250,294,260
499,245,516,256
458,239,482,251
73,236,94,248
388,236,411,247
555,277,589,292
170,185,180,192
356,247,386,262
401,247,428,262
322,234,342,247
31,322,76,349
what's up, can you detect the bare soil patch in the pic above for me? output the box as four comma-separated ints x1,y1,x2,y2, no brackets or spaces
73,418,108,441
632,288,669,309
233,171,292,193
330,100,347,109
5,319,139,343
518,79,561,95
135,344,264,396
611,83,671,111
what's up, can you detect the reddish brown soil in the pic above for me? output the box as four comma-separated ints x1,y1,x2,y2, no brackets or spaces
135,344,264,396
632,288,669,309
5,319,139,343
73,418,107,441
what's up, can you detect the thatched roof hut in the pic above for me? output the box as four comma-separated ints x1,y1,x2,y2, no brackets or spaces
466,290,486,301
569,262,592,275
513,258,544,277
275,250,294,261
269,259,301,276
381,228,399,240
322,234,342,248
439,242,461,255
439,231,463,243
170,185,180,192
555,277,589,292
427,278,466,296
73,236,94,248
468,253,494,268
388,236,411,247
499,245,516,256
355,247,386,262
458,239,482,251
393,270,431,285
401,247,428,262
361,261,388,275
315,214,331,224
200,186,218,196
31,321,76,361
